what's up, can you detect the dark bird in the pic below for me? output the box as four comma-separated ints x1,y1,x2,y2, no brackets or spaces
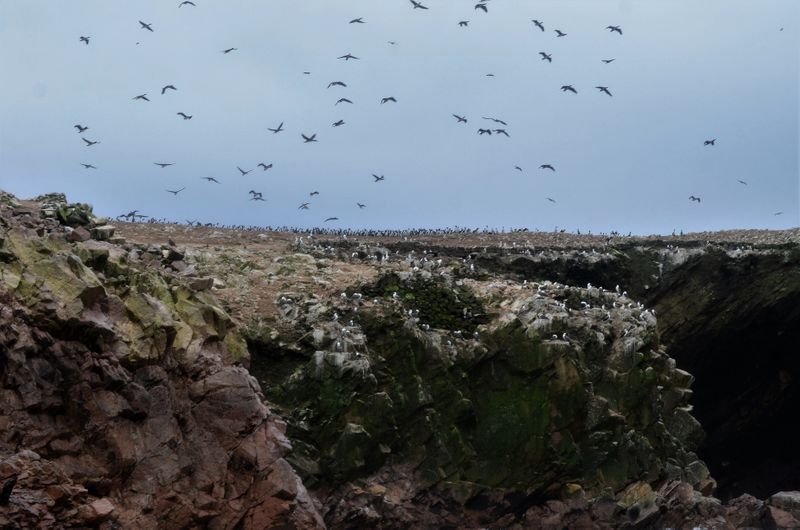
139,20,153,32
133,94,150,101
775,211,784,215
303,71,311,74
602,58,615,63
485,73,495,77
332,119,345,127
554,29,567,37
494,129,510,137
328,81,347,88
324,217,339,222
596,86,613,96
388,41,398,45
154,162,175,168
459,21,469,27
251,195,266,201
79,36,90,45
532,19,545,31
380,96,397,104
299,202,310,209
452,114,467,123
704,139,716,146
203,176,220,183
475,3,488,13
221,47,237,54
302,133,318,143
268,122,284,133
248,190,262,198
547,197,556,203
237,166,252,176
561,85,577,94
161,84,177,94
410,0,428,9
82,137,100,146
357,203,366,209
336,98,353,105
515,166,523,172
540,164,555,171
737,179,748,185
338,53,359,60
309,191,319,196
349,17,365,24
607,25,623,35
257,163,273,171
74,124,89,133
179,1,196,6
166,187,185,195
81,163,97,169
539,52,552,62
373,174,385,182
482,117,507,125
477,128,493,135
689,195,701,202
177,112,193,119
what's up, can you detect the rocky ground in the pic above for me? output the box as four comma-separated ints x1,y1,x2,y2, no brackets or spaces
2,191,800,528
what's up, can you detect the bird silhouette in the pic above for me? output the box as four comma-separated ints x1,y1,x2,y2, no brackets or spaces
161,85,177,94
336,98,353,105
74,124,89,133
494,129,510,137
299,202,310,209
596,86,613,96
324,217,339,222
139,21,153,32
373,174,385,182
79,36,90,45
774,211,784,216
539,52,552,63
257,163,273,171
477,128,493,135
380,97,397,104
166,187,185,195
203,177,220,183
179,1,196,6
357,203,366,209
607,25,623,35
309,191,319,196
332,119,345,127
349,17,365,24
515,166,523,172
328,81,347,88
452,114,467,123
388,41,398,45
602,58,615,64
532,20,545,31
561,85,577,94
540,164,555,171
475,3,488,13
302,133,318,143
459,21,469,27
338,53,359,61
81,163,97,169
704,139,716,146
133,94,150,101
154,162,175,168
689,196,701,202
251,195,266,201
237,166,252,176
554,29,567,37
268,122,284,133
482,117,507,125
737,180,748,185
82,137,100,146
221,47,237,54
248,190,263,199
410,0,428,9
177,112,193,120
547,197,557,203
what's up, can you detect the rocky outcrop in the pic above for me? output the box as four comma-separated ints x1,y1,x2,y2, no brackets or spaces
0,192,323,528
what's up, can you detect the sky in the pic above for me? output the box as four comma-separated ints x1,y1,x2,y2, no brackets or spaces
0,0,797,234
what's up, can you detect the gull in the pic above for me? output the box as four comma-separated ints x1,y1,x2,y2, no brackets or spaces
380,96,397,104
299,203,310,209
133,94,150,101
482,117,507,125
539,52,552,62
81,163,97,169
607,25,623,35
82,137,100,146
410,0,428,9
251,195,265,201
161,84,177,94
689,195,701,202
338,53,359,60
221,47,237,54
494,129,510,137
309,191,319,196
547,197,556,203
388,41,398,45
452,114,467,123
237,166,252,176
74,124,89,133
332,119,345,127
596,86,613,96
774,211,784,215
515,166,523,172
177,112,192,119
602,58,615,64
554,29,567,37
302,133,318,143
328,81,347,88
349,17,365,24
532,20,545,31
540,164,555,171
357,203,366,209
459,21,469,27
477,128,492,135
737,179,748,185
268,122,284,133
324,217,339,222
704,139,716,146
80,36,90,45
139,21,153,32
475,3,488,13
179,1,196,6
166,187,185,195
257,163,273,170
303,71,311,75
561,85,577,94
203,177,220,183
154,162,175,168
248,190,262,198
336,98,353,105
485,73,495,77
373,174,385,182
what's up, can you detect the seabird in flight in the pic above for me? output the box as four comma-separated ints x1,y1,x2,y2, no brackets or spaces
299,202,310,209
133,94,150,101
81,163,97,169
459,21,469,27
547,197,557,203
689,195,701,202
177,112,193,119
737,179,748,185
532,20,545,31
477,128,492,135
540,164,555,171
602,58,615,63
452,114,467,123
410,0,428,9
309,191,319,196
539,52,552,62
179,1,196,6
268,122,284,133
561,85,577,93
357,203,366,209
494,129,510,137
475,3,488,13
349,17,365,24
324,217,339,222
596,86,613,96
82,137,100,146
704,139,716,146
338,53,359,61
482,116,507,125
332,119,345,127
257,163,273,171
373,174,385,182
302,133,318,143
203,177,220,183
161,84,177,94
237,166,252,176
328,81,347,88
74,124,89,133
79,36,90,45
139,21,153,32
166,187,185,195
221,47,237,54
515,166,523,172
154,162,175,168
607,25,623,35
380,96,397,104
554,29,567,37
336,98,353,105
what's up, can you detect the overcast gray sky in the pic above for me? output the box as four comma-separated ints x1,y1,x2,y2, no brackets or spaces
0,0,797,234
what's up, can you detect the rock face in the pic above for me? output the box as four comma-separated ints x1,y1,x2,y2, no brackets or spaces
0,192,323,528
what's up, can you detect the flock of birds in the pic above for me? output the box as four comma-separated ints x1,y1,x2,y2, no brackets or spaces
68,0,788,227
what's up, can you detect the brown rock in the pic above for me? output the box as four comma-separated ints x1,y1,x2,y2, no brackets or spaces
67,226,91,242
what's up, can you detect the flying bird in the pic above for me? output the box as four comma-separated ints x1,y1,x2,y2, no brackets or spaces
302,133,318,143
179,1,196,6
380,96,397,104
338,53,359,61
704,139,716,146
309,191,319,196
494,129,510,137
79,36,90,45
303,71,311,75
561,85,577,94
268,122,284,133
596,86,613,96
539,52,552,63
532,20,545,31
221,47,237,54
349,17,365,24
475,3,488,13
452,114,467,123
477,128,493,135
248,190,263,198
774,211,784,215
251,195,266,202
299,203,310,210
74,124,89,133
357,203,366,209
336,98,353,105
388,41,398,45
203,177,220,183
737,180,748,185
328,81,347,88
133,94,150,101
607,25,623,35
324,217,339,222
139,21,153,32
482,117,507,125
373,174,385,182
515,166,523,172
540,164,555,171
177,112,193,119
602,59,615,64
166,188,185,195
237,166,252,176
161,84,177,94
554,29,567,37
546,197,557,203
459,21,469,27
689,195,701,202
257,163,273,171
410,0,428,9
81,163,96,169
154,162,175,168
332,119,345,127
82,137,100,146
